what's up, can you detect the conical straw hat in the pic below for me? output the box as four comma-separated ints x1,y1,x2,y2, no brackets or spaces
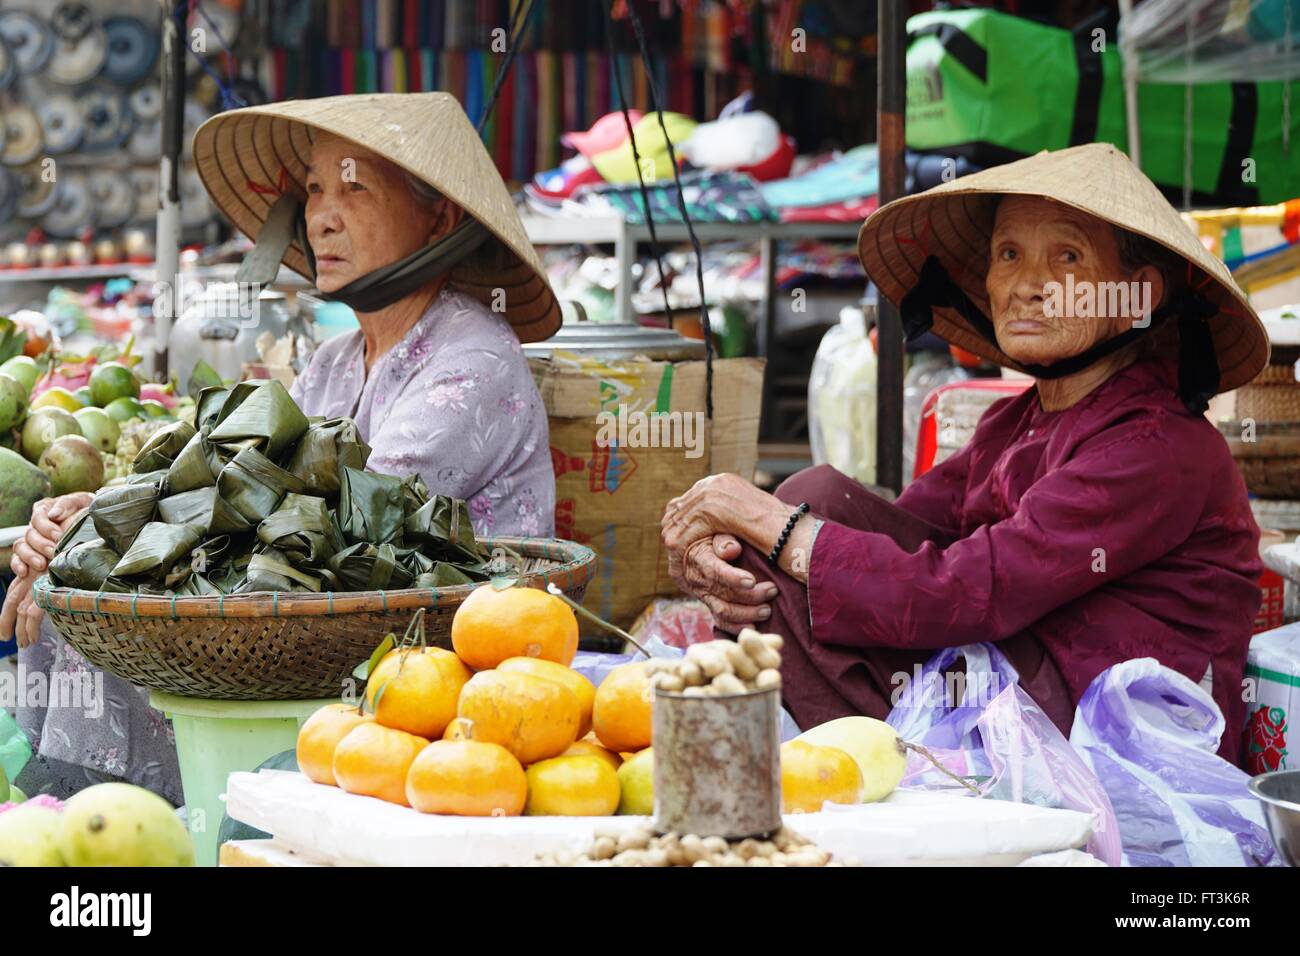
858,143,1268,392
193,92,559,342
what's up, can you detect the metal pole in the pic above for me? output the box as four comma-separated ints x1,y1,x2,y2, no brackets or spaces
875,0,906,492
1117,0,1141,167
154,0,185,379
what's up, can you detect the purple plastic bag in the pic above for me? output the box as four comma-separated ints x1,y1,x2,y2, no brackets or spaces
1069,659,1280,867
886,643,1121,865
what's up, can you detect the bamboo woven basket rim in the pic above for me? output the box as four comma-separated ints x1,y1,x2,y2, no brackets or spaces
32,536,595,620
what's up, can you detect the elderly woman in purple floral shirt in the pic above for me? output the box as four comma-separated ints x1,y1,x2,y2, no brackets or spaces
1,93,562,802
287,131,554,538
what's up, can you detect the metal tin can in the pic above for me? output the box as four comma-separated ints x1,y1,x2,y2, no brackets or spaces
652,686,782,839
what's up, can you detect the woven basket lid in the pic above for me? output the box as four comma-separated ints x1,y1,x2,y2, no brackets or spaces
192,92,560,343
857,143,1269,392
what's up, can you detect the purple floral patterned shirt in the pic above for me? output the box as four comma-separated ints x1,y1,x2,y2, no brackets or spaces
290,286,555,538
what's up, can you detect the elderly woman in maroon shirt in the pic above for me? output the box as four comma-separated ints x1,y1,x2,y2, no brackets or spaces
662,145,1269,764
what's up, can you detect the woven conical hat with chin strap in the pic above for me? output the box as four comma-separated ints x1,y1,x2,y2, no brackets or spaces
193,92,560,342
857,142,1269,392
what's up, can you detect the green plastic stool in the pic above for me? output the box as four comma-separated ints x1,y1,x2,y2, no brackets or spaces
149,690,338,867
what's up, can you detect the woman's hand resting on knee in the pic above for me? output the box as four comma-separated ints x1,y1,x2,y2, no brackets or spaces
666,532,778,633
662,473,823,633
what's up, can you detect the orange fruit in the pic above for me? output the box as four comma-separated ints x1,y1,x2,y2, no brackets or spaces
405,740,527,817
562,738,622,771
450,584,579,670
524,755,621,816
498,657,596,738
332,722,430,806
456,670,581,764
591,662,653,753
364,646,472,739
296,703,373,787
442,717,479,741
780,740,865,813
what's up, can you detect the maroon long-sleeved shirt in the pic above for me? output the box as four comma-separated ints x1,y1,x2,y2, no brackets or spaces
808,357,1262,763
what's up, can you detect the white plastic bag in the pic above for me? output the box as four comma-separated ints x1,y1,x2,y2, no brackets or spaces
808,306,876,485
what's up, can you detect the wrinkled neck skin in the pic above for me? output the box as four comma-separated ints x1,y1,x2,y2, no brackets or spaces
355,276,449,374
1034,342,1140,412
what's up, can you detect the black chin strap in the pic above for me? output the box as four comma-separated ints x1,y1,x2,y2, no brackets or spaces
897,255,1222,414
236,192,493,314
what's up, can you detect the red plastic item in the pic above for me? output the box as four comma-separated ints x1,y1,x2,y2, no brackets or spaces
914,379,1032,480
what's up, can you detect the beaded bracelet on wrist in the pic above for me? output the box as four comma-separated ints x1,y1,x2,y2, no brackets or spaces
768,502,810,566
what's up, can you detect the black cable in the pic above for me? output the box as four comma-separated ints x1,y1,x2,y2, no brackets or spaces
598,0,675,326
476,0,537,135
619,0,714,419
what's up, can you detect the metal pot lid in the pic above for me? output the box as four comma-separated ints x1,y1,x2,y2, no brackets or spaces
0,10,53,76
127,118,159,161
521,320,706,359
0,167,18,224
42,171,92,238
47,4,106,86
128,82,161,121
88,168,133,229
37,94,82,154
103,16,158,86
77,85,132,151
15,161,58,219
129,166,158,221
2,105,43,166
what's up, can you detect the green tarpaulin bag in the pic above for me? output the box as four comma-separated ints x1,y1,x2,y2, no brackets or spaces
906,8,1300,205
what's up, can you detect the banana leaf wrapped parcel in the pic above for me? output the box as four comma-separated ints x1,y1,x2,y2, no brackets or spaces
47,380,508,597
132,420,197,473
286,418,371,499
336,467,405,545
217,446,307,523
256,493,344,567
111,522,205,581
90,478,163,553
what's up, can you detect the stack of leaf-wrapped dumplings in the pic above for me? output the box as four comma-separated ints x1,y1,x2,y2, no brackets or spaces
47,380,494,596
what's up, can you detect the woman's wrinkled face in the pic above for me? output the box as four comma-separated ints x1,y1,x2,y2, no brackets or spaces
304,133,461,293
984,196,1162,366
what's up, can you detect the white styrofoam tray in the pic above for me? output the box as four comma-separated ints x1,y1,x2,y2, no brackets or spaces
225,770,1095,867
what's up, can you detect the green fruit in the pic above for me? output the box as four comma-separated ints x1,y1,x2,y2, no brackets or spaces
616,747,654,815
59,782,194,867
7,785,27,804
0,764,7,803
38,435,104,495
103,396,146,423
21,407,80,462
0,446,51,525
0,805,65,866
0,373,28,431
140,399,172,420
73,407,121,453
0,356,38,394
88,362,140,407
74,386,94,407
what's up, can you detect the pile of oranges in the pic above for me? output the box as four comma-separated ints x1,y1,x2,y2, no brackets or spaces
296,583,655,817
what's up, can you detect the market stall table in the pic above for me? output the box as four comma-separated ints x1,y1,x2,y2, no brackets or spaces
222,769,1096,867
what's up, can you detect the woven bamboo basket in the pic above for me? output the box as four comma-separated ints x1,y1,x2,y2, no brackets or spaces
1223,426,1300,499
1234,364,1300,423
33,537,596,701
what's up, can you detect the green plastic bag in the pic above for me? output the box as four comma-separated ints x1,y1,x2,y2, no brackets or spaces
0,708,32,788
906,8,1300,205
